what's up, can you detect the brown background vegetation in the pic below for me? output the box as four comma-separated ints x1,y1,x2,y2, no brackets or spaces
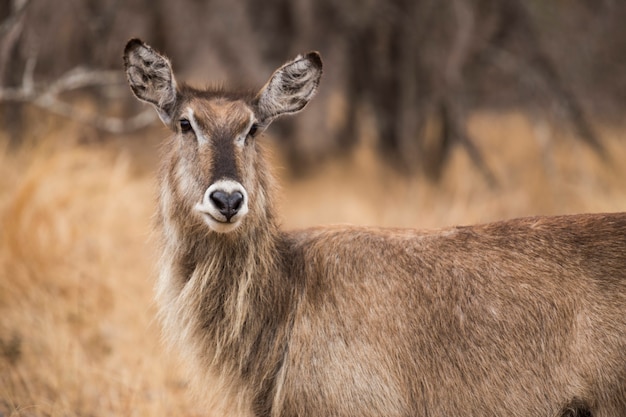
1,1,626,416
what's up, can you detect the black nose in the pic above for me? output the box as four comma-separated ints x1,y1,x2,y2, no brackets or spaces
209,190,244,222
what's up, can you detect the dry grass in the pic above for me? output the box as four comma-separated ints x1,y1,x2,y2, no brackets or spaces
0,133,202,416
1,111,625,416
282,112,626,228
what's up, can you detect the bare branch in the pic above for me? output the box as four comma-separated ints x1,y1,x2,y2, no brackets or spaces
45,68,122,96
0,65,157,134
33,93,156,134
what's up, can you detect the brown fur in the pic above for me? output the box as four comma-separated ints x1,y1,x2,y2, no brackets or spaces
124,39,626,417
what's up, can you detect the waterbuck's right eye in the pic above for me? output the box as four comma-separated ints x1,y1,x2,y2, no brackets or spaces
180,119,192,133
247,123,259,138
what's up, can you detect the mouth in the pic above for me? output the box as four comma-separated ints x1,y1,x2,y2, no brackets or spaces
194,203,242,233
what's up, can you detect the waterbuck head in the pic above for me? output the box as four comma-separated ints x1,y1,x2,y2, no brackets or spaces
123,39,322,234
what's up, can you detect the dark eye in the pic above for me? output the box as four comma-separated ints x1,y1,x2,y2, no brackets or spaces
180,119,192,133
247,123,259,138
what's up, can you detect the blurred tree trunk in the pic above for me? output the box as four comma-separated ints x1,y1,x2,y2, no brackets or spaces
0,0,623,179
0,0,28,145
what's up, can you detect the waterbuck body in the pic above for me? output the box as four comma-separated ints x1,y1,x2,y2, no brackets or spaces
124,39,626,417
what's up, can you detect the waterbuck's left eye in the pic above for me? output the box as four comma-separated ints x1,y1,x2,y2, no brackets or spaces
247,123,259,138
180,119,193,133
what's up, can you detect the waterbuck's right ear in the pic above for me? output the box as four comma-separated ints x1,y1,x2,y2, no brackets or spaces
254,52,322,124
123,38,178,125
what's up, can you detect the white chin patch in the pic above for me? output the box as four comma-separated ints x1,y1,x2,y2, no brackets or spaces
194,180,249,234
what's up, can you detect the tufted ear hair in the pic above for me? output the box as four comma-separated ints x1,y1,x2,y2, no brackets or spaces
123,38,178,125
254,52,322,125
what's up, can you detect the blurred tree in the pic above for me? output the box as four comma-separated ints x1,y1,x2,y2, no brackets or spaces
1,0,625,180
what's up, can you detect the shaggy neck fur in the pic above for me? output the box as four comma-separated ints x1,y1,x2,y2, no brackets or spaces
155,148,294,415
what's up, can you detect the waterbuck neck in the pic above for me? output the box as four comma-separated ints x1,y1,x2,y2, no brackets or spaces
155,131,288,374
158,186,291,402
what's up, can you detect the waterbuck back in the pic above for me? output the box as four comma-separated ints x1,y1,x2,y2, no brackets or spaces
124,39,626,417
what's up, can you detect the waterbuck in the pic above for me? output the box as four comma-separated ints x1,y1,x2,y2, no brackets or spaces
123,39,626,417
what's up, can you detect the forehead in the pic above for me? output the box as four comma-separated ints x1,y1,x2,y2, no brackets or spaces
185,97,254,132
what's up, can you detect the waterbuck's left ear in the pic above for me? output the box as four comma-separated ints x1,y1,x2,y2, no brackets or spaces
254,52,322,124
123,38,178,125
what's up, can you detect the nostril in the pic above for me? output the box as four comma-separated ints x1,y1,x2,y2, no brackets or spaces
209,190,245,222
230,191,244,212
209,191,229,211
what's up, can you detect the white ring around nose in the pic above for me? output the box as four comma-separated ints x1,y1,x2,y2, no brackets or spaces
194,179,249,233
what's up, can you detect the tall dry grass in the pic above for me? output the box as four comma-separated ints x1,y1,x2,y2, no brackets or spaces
1,111,625,416
0,133,202,416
